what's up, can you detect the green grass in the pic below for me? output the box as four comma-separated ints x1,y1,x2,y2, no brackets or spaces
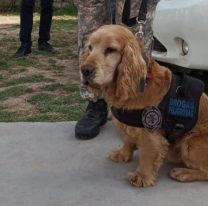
0,83,87,122
0,111,23,122
0,75,54,87
53,5,78,16
0,84,87,122
41,83,79,93
28,85,86,116
0,60,9,70
47,64,65,71
0,86,33,100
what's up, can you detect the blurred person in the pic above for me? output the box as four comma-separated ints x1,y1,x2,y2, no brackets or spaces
110,0,116,24
14,0,55,57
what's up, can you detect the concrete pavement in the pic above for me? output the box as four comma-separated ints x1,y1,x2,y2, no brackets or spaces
0,121,207,206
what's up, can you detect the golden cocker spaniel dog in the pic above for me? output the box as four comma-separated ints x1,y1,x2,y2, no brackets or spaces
80,24,208,187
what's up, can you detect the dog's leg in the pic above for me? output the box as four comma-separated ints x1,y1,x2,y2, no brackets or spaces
166,144,182,164
110,138,136,163
128,130,169,187
170,168,208,182
170,126,208,182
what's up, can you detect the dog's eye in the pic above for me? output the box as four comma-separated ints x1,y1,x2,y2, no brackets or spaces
104,47,116,55
88,45,92,51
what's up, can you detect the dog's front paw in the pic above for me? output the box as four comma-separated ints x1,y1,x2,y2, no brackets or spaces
128,172,155,187
110,150,132,163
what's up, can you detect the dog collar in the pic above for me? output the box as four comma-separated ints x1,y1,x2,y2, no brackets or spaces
139,52,154,92
142,52,154,78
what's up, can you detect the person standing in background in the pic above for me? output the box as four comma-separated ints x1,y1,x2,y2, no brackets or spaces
14,0,55,58
110,0,116,24
73,0,160,140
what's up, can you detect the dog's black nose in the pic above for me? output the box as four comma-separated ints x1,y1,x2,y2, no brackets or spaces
81,65,95,76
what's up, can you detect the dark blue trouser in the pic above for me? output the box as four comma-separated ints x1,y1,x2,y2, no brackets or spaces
20,0,54,47
110,0,115,24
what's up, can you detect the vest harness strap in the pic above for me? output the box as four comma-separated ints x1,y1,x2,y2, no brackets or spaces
111,73,204,143
122,0,148,27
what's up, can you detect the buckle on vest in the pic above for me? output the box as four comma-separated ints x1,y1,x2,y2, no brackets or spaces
168,123,184,143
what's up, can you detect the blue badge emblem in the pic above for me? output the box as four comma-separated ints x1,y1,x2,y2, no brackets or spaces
142,107,162,132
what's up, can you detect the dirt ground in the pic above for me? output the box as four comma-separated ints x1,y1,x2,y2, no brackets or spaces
0,15,20,25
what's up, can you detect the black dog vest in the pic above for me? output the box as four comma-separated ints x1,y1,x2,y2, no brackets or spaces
111,73,204,142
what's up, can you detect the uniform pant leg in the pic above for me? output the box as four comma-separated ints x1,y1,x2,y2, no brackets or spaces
74,0,111,63
74,0,111,102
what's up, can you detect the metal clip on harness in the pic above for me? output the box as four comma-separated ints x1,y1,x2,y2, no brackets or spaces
135,17,147,38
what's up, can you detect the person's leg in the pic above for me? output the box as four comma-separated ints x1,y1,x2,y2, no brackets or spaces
14,0,34,57
74,0,111,63
74,0,111,140
38,0,55,52
116,0,160,55
110,0,116,24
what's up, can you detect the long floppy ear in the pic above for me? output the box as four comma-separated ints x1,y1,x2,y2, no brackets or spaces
116,37,147,101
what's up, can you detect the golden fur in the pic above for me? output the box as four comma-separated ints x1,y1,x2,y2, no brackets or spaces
80,25,208,187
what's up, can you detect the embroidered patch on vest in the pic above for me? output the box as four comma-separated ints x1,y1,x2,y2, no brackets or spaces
167,97,195,118
142,107,162,132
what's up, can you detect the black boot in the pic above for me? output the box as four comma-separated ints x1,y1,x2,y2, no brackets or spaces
75,99,108,140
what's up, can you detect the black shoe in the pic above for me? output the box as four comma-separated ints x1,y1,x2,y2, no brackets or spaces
75,99,108,140
14,46,31,57
38,42,55,53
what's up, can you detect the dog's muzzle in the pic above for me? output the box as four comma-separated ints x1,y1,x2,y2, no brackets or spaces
81,64,96,86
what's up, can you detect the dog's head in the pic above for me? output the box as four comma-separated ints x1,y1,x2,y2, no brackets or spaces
80,25,147,100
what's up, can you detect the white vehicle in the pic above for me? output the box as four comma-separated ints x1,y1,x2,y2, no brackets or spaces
152,0,208,71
